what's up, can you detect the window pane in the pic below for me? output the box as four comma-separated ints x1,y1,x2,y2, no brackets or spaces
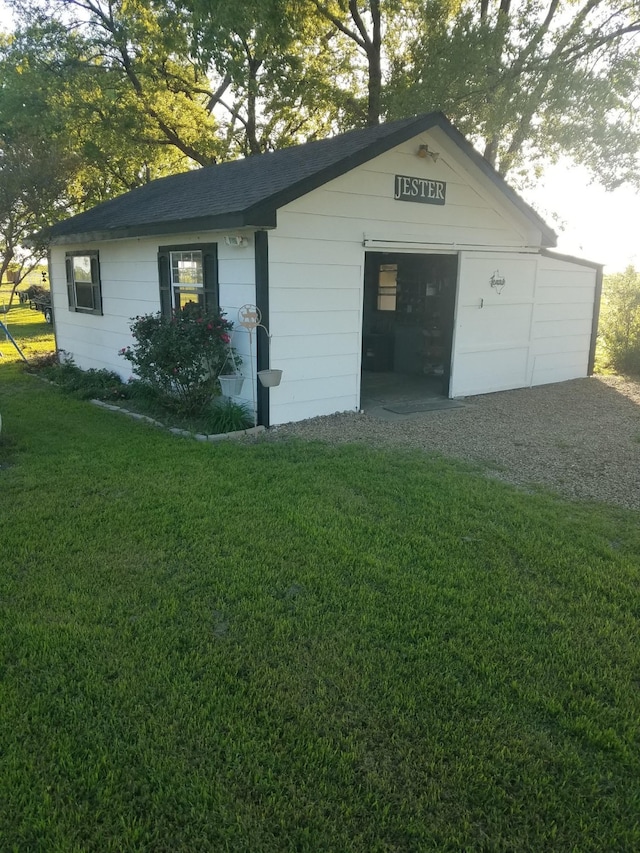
170,251,203,287
73,256,92,283
174,288,203,312
377,264,397,311
75,281,94,310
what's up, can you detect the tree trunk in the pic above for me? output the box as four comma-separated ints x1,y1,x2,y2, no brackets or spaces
483,137,499,167
366,0,382,125
245,56,263,156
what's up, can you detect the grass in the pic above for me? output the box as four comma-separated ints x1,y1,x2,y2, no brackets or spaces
0,301,55,362
104,383,255,434
1,311,640,850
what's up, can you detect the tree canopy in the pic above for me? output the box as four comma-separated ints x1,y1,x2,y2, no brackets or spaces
386,0,640,186
1,0,639,274
598,265,640,374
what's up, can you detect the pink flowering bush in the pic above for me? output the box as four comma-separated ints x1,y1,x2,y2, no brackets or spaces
120,305,240,415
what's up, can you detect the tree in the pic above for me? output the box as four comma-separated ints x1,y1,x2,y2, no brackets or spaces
384,0,640,186
0,135,71,301
24,0,225,166
182,0,351,156
0,14,192,298
305,0,446,127
7,0,348,164
0,28,75,301
306,0,384,125
598,266,640,375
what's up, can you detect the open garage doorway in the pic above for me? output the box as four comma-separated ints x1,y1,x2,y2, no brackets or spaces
361,252,458,409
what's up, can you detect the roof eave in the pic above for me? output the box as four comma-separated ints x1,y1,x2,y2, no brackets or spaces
47,210,277,246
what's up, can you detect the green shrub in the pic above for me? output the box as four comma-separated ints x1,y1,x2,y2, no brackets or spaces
125,377,165,403
27,349,252,436
34,353,128,401
597,266,640,375
207,397,254,433
120,305,239,415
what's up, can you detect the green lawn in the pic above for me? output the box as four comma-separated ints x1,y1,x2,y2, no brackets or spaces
1,323,640,850
0,300,55,363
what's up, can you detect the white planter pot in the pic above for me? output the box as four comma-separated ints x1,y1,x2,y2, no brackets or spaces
218,374,245,396
258,369,283,388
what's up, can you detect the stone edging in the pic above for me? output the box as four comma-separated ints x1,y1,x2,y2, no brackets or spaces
90,399,265,442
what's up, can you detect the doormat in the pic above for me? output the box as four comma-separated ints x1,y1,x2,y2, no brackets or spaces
383,399,466,414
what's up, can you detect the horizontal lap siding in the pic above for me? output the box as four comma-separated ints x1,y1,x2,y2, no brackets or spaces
284,192,514,243
530,257,597,386
50,233,256,392
50,244,159,376
275,333,358,359
457,303,533,350
454,348,530,395
267,133,535,424
535,301,594,322
451,252,597,396
268,234,363,424
271,394,360,425
283,144,535,249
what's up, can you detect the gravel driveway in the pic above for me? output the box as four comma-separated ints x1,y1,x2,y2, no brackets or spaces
266,376,640,511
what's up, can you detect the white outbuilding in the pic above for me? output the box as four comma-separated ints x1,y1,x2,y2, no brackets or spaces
46,113,602,427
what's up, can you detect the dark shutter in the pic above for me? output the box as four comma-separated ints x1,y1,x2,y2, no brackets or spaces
158,251,171,318
202,245,219,313
65,257,75,310
90,255,102,314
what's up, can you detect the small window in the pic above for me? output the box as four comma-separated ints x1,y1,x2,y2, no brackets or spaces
170,250,204,312
158,244,218,318
377,264,397,311
65,251,102,315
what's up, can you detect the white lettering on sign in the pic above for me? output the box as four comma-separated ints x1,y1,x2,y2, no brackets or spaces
394,175,446,205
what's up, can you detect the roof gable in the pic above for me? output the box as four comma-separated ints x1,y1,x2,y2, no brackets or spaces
46,113,556,246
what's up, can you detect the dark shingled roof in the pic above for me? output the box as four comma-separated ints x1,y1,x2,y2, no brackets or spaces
47,112,556,246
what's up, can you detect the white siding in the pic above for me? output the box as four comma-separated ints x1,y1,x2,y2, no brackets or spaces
450,253,537,396
449,252,598,397
49,230,257,409
267,131,543,425
530,255,598,387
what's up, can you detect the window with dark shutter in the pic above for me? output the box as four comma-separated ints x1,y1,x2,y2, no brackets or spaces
65,251,103,315
158,243,218,318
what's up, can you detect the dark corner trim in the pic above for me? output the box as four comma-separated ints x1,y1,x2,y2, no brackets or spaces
588,265,604,376
254,230,270,427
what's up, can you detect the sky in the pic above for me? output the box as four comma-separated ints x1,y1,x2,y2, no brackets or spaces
1,0,638,274
522,163,639,273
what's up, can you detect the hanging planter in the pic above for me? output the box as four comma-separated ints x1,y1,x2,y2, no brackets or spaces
217,338,244,397
258,368,283,388
218,373,245,396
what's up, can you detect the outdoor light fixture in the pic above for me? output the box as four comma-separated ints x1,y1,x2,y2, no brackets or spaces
224,234,248,248
417,144,440,162
490,270,506,294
